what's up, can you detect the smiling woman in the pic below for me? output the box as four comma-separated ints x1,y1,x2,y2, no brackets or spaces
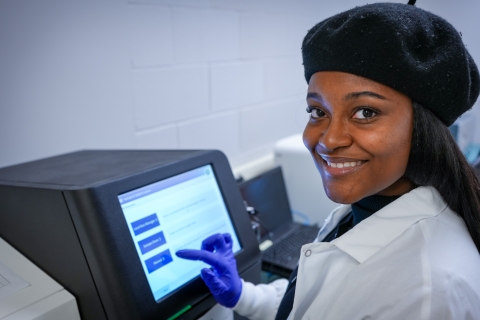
175,2,480,320
303,72,414,204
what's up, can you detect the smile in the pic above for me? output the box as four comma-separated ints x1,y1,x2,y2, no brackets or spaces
319,155,367,177
326,161,363,168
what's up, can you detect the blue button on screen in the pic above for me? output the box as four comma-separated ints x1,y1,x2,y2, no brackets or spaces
131,213,160,236
145,249,173,273
138,231,167,255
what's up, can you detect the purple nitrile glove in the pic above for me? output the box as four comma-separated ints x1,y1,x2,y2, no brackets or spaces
175,233,242,308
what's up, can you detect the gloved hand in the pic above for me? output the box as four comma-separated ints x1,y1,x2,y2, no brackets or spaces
176,233,242,308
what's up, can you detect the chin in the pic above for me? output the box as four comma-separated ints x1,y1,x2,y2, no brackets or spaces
325,192,356,205
323,183,364,205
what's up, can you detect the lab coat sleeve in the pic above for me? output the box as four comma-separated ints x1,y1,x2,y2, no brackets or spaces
232,278,289,320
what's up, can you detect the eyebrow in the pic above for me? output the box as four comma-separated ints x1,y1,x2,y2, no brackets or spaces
306,92,322,100
344,91,387,101
306,91,388,101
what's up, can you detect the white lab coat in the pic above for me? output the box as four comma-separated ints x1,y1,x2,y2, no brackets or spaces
233,186,480,320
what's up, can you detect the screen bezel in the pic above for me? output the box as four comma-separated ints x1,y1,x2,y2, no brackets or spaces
64,150,259,320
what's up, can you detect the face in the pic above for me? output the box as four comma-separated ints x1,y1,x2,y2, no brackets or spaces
303,71,414,204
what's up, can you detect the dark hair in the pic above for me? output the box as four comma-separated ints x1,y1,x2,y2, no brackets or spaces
404,101,480,253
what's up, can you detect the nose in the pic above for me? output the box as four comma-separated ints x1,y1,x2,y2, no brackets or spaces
318,117,352,152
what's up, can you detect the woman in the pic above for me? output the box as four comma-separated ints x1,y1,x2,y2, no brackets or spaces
177,1,480,319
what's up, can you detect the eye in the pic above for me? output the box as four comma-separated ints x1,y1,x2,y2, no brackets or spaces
353,108,377,119
306,106,326,119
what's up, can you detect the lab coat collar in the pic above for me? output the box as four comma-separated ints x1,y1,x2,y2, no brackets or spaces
316,204,352,242
331,186,448,264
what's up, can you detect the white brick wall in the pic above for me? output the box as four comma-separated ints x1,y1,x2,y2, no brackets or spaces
128,2,312,167
132,65,209,129
178,110,240,160
128,5,173,67
1,0,480,168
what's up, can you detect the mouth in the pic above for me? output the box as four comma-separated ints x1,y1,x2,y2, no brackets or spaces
319,155,367,176
324,160,363,168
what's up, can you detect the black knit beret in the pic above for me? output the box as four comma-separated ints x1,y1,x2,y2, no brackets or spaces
302,2,480,126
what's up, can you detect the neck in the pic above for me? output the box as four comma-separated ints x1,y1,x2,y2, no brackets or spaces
376,177,415,196
351,194,400,226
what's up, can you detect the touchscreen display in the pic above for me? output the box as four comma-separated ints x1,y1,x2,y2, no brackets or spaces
118,165,241,302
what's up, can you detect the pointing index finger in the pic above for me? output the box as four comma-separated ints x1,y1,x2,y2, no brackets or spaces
175,249,220,268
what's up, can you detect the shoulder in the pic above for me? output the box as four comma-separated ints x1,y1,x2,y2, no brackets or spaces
416,208,480,317
398,201,480,291
418,207,480,272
